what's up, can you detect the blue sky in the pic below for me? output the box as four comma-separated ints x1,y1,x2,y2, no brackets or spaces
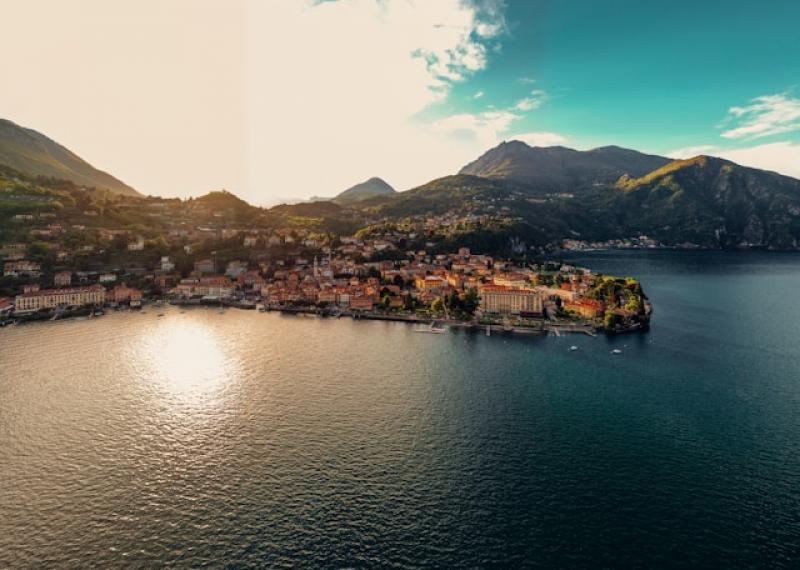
3,0,798,202
436,0,800,161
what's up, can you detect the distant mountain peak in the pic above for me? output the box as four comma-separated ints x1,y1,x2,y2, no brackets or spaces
459,141,671,192
0,117,140,196
333,176,396,205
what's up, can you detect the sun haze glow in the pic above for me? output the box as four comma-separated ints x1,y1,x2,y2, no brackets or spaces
246,0,508,204
1,0,798,203
141,319,239,401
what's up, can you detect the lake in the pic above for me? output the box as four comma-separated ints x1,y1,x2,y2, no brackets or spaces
1,250,798,568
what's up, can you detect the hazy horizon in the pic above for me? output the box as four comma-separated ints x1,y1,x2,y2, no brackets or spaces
2,0,799,204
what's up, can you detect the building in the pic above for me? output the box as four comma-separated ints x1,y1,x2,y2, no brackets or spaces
99,273,117,284
14,284,106,313
414,275,447,292
127,237,145,251
194,259,215,274
155,273,177,290
54,271,72,287
3,260,41,278
564,298,606,319
479,285,543,316
493,272,531,288
349,295,375,311
222,228,239,239
225,260,247,279
175,278,199,298
160,256,175,272
1,243,27,251
0,297,13,316
111,284,143,306
174,276,233,298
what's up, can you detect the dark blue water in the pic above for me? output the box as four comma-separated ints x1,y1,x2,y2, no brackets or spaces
1,251,798,568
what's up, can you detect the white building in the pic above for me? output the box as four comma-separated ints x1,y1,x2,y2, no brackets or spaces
14,285,106,313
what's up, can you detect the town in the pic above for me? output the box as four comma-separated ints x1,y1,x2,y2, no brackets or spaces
0,171,651,333
1,222,651,333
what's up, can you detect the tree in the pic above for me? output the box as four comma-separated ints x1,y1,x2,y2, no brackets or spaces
27,241,50,260
446,290,460,312
111,234,128,251
625,295,643,314
603,310,621,331
462,288,480,316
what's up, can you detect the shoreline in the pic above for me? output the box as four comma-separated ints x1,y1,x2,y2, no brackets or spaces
2,300,645,337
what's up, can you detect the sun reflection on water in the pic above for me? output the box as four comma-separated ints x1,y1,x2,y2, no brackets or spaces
140,317,240,401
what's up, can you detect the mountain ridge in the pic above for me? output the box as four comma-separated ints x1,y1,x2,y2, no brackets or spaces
0,118,140,197
333,176,396,205
459,140,671,192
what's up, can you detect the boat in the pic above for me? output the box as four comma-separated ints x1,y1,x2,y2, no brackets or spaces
415,322,446,334
569,345,579,351
611,349,622,355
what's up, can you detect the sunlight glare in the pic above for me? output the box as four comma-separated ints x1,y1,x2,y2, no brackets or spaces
142,319,238,399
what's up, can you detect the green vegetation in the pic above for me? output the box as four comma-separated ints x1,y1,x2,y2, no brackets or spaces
333,177,395,205
0,118,139,196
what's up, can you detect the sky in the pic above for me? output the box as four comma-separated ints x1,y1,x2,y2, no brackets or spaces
1,0,799,204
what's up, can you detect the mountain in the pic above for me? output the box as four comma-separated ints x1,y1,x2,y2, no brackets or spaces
459,140,671,192
363,154,800,250
333,177,395,205
0,118,139,197
194,189,253,211
606,155,800,248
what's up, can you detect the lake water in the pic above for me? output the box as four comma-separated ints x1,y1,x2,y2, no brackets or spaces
1,251,798,568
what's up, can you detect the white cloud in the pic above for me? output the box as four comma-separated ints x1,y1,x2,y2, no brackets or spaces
667,145,720,159
717,141,800,179
430,88,564,152
720,93,800,140
247,0,508,201
431,110,520,147
508,131,568,147
667,141,800,179
473,90,485,99
514,89,547,112
666,93,800,180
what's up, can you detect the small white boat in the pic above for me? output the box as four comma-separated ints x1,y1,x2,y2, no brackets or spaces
415,323,446,334
569,345,579,351
611,349,622,355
